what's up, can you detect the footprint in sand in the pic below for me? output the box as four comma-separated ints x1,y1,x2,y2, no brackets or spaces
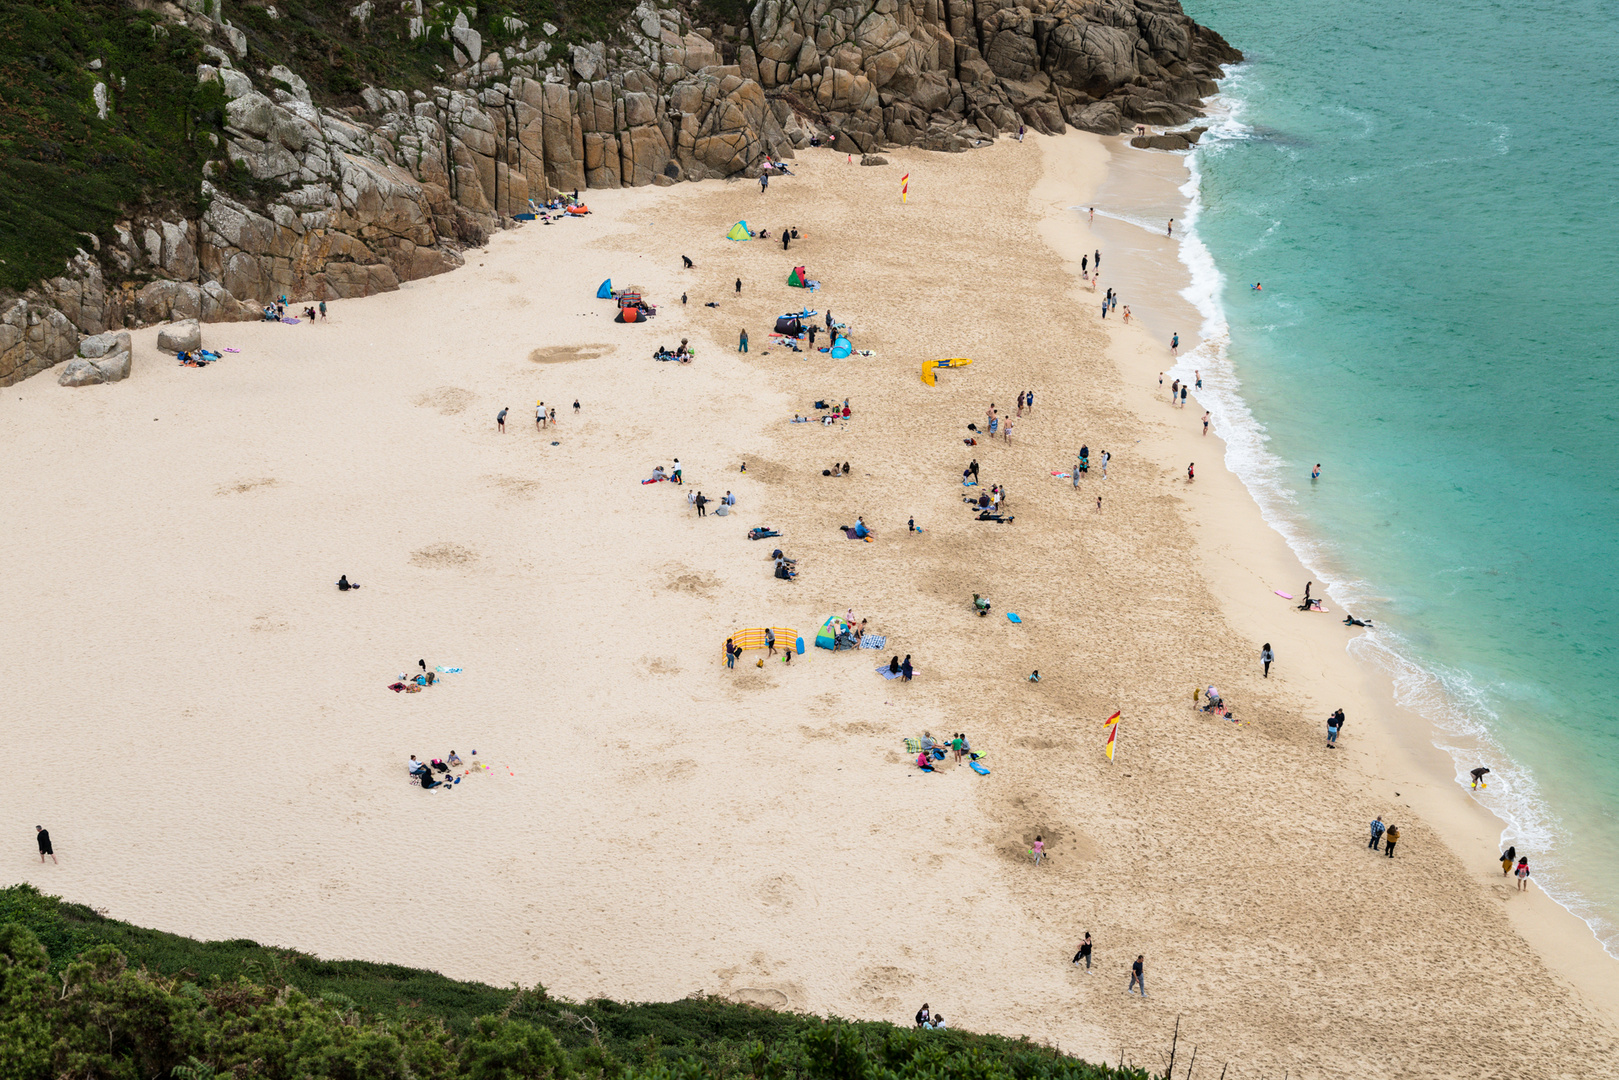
410,542,478,568
413,387,475,415
528,344,612,364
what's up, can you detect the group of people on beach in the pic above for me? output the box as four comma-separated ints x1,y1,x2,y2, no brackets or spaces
409,750,464,789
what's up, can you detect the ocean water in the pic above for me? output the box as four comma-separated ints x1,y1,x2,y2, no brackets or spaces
1166,0,1619,950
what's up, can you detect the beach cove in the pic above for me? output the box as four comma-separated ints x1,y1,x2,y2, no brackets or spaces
4,134,1616,1077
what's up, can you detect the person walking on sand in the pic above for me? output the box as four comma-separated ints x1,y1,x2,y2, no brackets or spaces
1003,416,1014,442
1025,389,1034,413
1515,856,1531,891
536,401,545,429
765,627,776,658
1167,219,1174,237
1017,391,1025,417
1171,378,1180,403
319,300,327,320
1101,450,1110,478
1095,250,1102,271
695,491,708,517
36,826,56,864
1368,816,1385,851
735,277,742,294
1128,955,1146,996
497,407,507,433
1202,411,1211,436
1096,495,1103,512
1082,255,1089,276
1031,835,1045,865
1261,643,1274,678
671,459,682,484
1327,708,1344,747
1384,824,1400,858
739,328,749,353
1187,462,1195,482
759,173,768,193
1171,332,1179,357
1500,845,1516,876
1073,932,1094,971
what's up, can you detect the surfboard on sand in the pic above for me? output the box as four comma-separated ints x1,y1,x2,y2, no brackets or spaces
1274,590,1293,599
969,760,990,775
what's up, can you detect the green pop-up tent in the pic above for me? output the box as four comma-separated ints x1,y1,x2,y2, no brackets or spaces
727,221,754,241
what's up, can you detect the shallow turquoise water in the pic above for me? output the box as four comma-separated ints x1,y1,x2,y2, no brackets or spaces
1180,0,1619,946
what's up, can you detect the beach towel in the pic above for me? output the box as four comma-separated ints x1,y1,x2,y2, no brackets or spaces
859,634,887,650
434,666,462,674
842,528,872,541
281,317,300,324
876,666,919,680
904,738,922,754
641,476,668,484
389,682,406,692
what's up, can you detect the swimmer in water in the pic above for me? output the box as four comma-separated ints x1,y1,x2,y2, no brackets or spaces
1252,282,1263,291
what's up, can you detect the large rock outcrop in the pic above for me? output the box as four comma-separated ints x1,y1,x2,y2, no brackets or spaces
2,0,1237,386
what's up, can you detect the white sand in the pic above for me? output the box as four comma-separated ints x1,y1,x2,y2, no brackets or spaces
4,135,1617,1077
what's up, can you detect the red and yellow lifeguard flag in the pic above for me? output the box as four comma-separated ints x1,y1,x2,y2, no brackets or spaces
1103,711,1121,761
901,173,909,204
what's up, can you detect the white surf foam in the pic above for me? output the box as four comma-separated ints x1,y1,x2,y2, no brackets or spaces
1153,67,1617,957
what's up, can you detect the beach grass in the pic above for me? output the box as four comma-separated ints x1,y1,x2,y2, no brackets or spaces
0,884,1142,1079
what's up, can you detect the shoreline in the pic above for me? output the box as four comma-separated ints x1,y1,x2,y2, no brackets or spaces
1048,133,1619,1014
3,130,1616,1076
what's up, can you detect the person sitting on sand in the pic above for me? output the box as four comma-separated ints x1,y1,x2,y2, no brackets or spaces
408,755,428,775
651,465,666,481
676,338,691,358
337,575,360,591
853,516,872,539
917,751,934,772
447,751,463,767
890,656,901,675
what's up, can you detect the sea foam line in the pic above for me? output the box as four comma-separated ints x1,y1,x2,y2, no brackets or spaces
1153,71,1617,957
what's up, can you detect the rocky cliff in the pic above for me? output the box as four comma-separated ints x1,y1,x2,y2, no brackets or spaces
0,0,1237,386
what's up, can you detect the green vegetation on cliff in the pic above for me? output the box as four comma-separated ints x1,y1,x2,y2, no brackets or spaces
0,0,225,291
0,884,1144,1080
0,0,648,295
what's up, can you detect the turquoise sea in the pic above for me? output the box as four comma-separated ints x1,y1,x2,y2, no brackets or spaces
1174,0,1619,949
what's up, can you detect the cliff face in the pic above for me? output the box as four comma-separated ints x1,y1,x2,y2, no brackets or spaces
0,0,1238,386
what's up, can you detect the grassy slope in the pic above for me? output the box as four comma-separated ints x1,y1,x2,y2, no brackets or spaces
0,885,1141,1078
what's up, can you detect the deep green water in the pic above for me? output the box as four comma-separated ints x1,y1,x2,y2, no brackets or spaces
1178,0,1619,949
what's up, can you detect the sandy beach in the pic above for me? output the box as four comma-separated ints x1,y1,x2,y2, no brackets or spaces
5,133,1617,1077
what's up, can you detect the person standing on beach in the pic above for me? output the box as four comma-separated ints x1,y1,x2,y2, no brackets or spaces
1095,250,1102,270
1179,385,1188,407
1128,955,1146,996
1073,932,1093,971
536,401,545,429
1500,845,1516,876
726,638,737,669
1470,766,1491,790
1017,391,1025,416
1003,417,1014,443
1515,857,1531,891
1025,389,1034,413
36,826,56,864
1101,450,1110,478
1171,333,1179,357
1082,255,1088,276
319,300,327,320
739,329,748,353
1195,371,1202,389
1327,709,1344,747
1261,643,1274,677
735,278,742,294
1089,207,1095,222
1101,300,1108,319
765,628,776,658
970,459,980,483
1031,835,1045,865
497,407,507,433
1187,462,1195,482
1368,817,1385,850
1385,824,1400,858
1202,411,1211,435
1171,379,1180,403
1167,219,1174,237
759,173,768,193
1096,495,1103,512
695,492,708,517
